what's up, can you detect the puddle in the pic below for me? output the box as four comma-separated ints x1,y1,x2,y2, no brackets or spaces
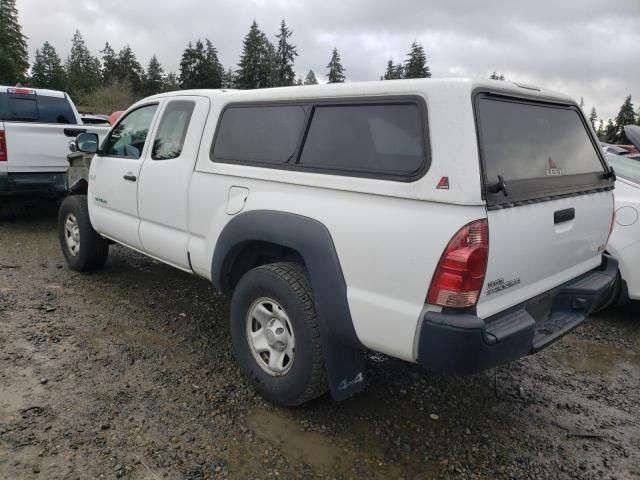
246,409,342,472
557,336,640,375
244,408,441,478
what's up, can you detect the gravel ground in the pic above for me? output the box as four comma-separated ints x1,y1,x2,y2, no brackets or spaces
1,198,639,480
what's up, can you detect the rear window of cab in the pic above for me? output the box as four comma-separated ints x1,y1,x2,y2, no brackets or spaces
0,92,75,124
210,97,430,181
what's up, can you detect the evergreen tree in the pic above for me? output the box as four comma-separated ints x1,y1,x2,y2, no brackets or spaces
404,42,431,79
615,95,636,142
579,97,585,110
179,39,224,89
304,69,318,85
490,71,505,80
382,60,403,80
202,39,224,88
604,119,617,144
162,72,180,92
100,42,118,85
274,19,297,86
326,47,345,83
236,21,276,89
141,55,164,96
31,41,66,90
637,107,640,126
222,67,236,88
588,107,598,130
596,119,604,138
296,77,303,86
115,45,144,93
0,0,29,84
65,30,102,99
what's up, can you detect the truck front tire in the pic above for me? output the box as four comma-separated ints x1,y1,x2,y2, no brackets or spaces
58,195,109,272
230,262,329,406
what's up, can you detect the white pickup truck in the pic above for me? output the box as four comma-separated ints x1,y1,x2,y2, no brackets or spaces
0,86,109,196
58,79,618,406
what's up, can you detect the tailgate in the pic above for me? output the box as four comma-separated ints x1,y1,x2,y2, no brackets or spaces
4,122,86,173
474,92,614,318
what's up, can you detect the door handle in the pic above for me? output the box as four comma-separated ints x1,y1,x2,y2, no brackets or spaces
554,208,575,224
64,128,87,137
123,173,137,182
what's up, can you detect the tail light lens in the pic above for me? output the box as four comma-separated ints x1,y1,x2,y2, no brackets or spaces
427,219,489,308
0,129,7,162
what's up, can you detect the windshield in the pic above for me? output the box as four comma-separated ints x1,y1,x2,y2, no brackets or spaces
477,97,605,184
606,153,640,184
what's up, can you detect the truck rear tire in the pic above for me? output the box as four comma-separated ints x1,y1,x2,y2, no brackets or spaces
230,262,329,406
58,195,109,272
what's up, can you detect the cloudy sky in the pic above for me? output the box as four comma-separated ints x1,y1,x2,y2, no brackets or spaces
16,0,640,121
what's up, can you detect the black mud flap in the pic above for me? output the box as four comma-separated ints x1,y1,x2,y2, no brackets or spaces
320,329,367,401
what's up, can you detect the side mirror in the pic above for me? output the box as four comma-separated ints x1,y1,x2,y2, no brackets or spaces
76,132,99,154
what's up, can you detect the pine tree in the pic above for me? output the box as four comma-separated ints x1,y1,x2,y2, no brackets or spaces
615,95,636,142
222,67,236,88
236,21,276,89
596,119,604,138
115,45,144,94
179,39,224,89
141,55,164,96
579,97,585,110
588,107,598,130
382,60,403,80
65,30,102,99
490,71,505,81
404,42,431,79
163,72,180,92
202,39,224,88
31,41,66,90
326,47,345,83
604,119,617,144
274,19,297,87
100,42,118,85
304,69,318,85
296,77,303,86
0,0,29,84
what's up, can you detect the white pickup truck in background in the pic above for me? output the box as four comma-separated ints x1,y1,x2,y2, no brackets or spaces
0,86,109,196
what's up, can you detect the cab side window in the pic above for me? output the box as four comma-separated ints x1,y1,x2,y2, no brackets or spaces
103,104,158,159
152,101,195,160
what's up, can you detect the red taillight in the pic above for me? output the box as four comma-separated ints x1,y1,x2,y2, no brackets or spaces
0,129,7,162
427,219,489,308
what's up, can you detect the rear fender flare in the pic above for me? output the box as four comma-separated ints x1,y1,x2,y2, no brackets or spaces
212,210,367,400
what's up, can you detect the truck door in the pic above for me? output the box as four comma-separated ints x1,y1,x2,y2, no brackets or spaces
137,96,210,269
88,103,160,250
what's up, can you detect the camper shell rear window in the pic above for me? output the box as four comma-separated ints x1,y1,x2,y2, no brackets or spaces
475,92,612,206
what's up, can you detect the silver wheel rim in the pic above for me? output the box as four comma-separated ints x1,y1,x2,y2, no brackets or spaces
246,297,295,376
64,213,81,256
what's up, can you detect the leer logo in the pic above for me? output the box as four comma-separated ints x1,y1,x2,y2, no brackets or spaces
546,157,564,176
436,176,450,189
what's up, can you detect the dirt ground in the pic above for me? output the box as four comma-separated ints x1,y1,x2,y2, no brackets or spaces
1,198,639,480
